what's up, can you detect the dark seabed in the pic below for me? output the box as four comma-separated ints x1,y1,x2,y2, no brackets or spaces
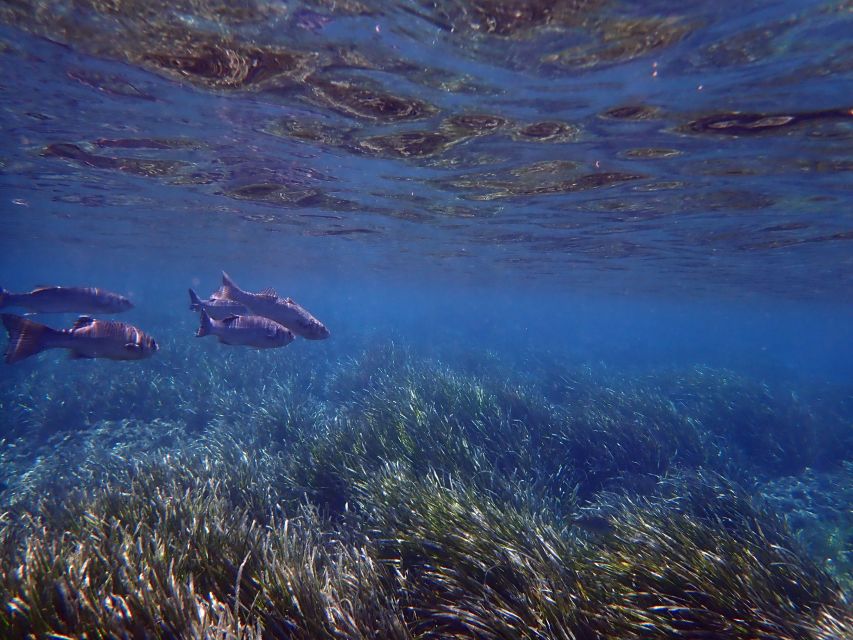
0,0,851,637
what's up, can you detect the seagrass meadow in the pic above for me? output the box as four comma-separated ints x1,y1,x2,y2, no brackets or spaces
1,340,850,639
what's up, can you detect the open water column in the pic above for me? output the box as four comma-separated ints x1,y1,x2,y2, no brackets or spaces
0,1,851,637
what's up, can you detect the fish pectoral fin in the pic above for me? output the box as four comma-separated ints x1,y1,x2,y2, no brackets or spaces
72,316,95,330
69,351,93,359
221,316,242,328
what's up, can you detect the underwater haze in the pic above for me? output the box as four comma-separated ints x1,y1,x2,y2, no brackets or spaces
1,0,852,638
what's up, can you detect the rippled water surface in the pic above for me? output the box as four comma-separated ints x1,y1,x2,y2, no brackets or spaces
1,0,850,299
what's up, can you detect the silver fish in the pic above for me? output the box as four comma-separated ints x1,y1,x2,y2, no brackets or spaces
196,310,294,349
188,288,250,320
0,285,132,314
2,314,158,364
219,272,330,340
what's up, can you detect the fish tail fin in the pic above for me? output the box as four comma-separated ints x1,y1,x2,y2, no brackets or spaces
196,310,212,337
2,314,60,364
188,288,202,311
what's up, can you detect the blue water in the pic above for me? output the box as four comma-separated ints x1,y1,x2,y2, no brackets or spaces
0,1,851,636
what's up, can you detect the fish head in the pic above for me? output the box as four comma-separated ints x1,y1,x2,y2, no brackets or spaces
274,326,296,346
122,333,158,359
103,292,133,312
300,319,330,340
136,334,159,357
311,322,330,340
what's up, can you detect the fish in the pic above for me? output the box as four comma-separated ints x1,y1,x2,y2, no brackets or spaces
2,314,158,364
293,9,333,32
571,514,615,536
218,272,330,340
0,285,133,314
188,288,250,320
196,310,294,349
208,284,234,301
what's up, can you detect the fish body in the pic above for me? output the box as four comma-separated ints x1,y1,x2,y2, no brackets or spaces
0,285,132,314
196,310,294,348
571,515,615,536
2,314,158,364
219,272,330,340
188,288,250,320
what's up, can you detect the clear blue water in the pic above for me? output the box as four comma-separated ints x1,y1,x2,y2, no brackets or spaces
0,1,851,636
0,2,851,376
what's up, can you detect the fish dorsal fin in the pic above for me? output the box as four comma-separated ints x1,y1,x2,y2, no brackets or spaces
72,316,95,330
258,287,278,297
222,271,237,288
285,297,296,304
32,285,57,292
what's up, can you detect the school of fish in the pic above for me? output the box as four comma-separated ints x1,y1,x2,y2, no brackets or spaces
0,273,329,364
